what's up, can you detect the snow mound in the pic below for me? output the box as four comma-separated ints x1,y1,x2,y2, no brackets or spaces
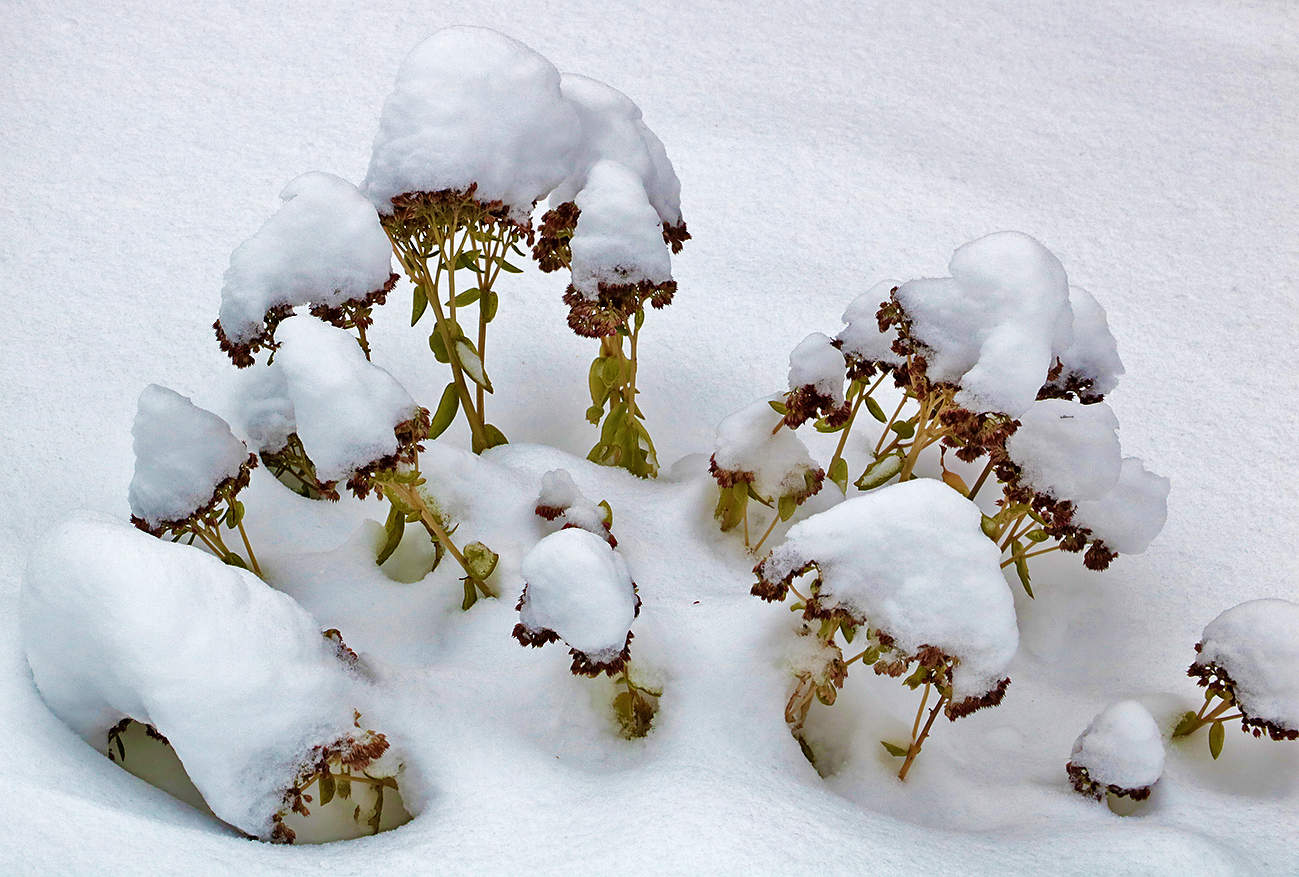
837,279,904,372
757,479,1018,703
1193,599,1299,735
1046,285,1124,400
1068,700,1165,796
216,172,394,349
896,231,1073,417
21,513,369,839
1005,399,1122,502
274,319,418,484
1073,457,1170,554
535,469,613,545
362,26,580,220
711,396,823,501
788,332,847,404
569,160,673,299
515,527,638,674
234,364,295,454
128,384,251,529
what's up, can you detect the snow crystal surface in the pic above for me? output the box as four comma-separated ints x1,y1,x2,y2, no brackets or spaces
787,332,846,402
897,232,1073,416
518,527,636,658
761,479,1018,701
127,385,249,528
712,396,821,499
21,513,362,838
536,469,607,537
1194,599,1299,731
234,364,295,454
1005,399,1122,501
1051,286,1124,397
837,279,904,368
1073,457,1170,554
1069,700,1165,791
273,319,417,483
569,160,673,299
362,26,580,219
217,172,393,346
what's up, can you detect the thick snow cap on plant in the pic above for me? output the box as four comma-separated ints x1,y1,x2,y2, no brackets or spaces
217,172,394,347
536,469,610,542
897,232,1074,417
234,364,295,454
363,26,580,220
788,332,847,404
274,319,418,483
22,513,366,839
1073,457,1170,554
712,396,822,500
569,160,673,299
551,73,683,227
518,528,637,662
759,479,1018,703
128,385,250,528
837,279,905,369
1069,700,1165,792
1050,285,1124,398
1005,399,1122,502
1193,599,1299,733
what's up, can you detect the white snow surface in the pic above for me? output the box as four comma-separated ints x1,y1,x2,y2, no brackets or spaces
536,468,608,538
1193,599,1299,732
1052,285,1125,397
787,331,847,403
837,279,905,368
362,26,580,220
21,513,365,838
518,527,637,658
127,384,250,528
1005,399,1122,502
1074,457,1171,554
569,160,673,299
897,231,1073,417
1069,700,1165,791
273,319,418,483
761,479,1019,703
234,364,296,453
5,4,1299,874
712,396,821,499
217,172,394,346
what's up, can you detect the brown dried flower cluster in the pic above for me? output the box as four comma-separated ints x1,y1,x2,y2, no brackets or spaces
270,727,393,844
781,385,851,431
1187,649,1299,742
563,280,676,339
531,201,581,273
1066,761,1153,802
382,184,533,243
345,408,433,501
511,583,642,678
130,454,257,539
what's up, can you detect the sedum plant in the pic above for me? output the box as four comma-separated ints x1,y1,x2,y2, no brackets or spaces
1066,700,1165,806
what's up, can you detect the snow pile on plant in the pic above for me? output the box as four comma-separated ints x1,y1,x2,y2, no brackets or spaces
535,468,615,545
837,279,904,375
1067,700,1165,800
1073,457,1171,555
234,364,296,455
567,160,673,299
783,332,849,428
1045,285,1124,402
1190,599,1299,740
710,396,824,502
1004,399,1122,502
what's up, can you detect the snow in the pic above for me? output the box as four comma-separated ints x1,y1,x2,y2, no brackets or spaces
127,385,250,529
787,332,846,403
1069,700,1165,793
234,364,295,454
837,279,905,370
535,468,610,541
21,513,369,839
759,479,1018,703
1073,457,1170,555
1049,286,1125,399
568,160,673,299
517,527,637,661
897,231,1073,417
273,319,418,484
1193,599,1299,733
711,396,822,500
1005,399,1122,502
216,172,394,349
362,26,580,220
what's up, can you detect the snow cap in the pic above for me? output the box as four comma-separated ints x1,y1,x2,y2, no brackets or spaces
711,396,823,501
1069,700,1165,793
1193,598,1299,734
837,279,905,370
1073,457,1170,554
1006,399,1122,502
569,160,673,299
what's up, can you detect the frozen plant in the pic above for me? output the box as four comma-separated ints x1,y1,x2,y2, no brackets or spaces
233,364,337,501
753,479,1018,780
214,172,397,367
128,384,262,575
534,468,616,546
513,525,658,737
1066,700,1165,804
22,513,402,843
1173,599,1299,758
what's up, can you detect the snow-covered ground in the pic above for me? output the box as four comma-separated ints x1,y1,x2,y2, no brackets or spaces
2,2,1297,873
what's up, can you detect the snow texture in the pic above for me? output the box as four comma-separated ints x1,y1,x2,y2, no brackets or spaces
761,479,1018,702
787,332,846,403
362,26,580,220
216,172,393,346
569,160,673,299
234,364,295,454
273,319,417,483
518,527,636,659
536,469,608,539
712,396,821,499
1073,457,1170,554
127,385,250,528
837,279,905,369
1194,599,1299,731
1069,700,1165,791
1005,399,1122,502
1051,285,1124,398
21,513,364,838
897,231,1073,417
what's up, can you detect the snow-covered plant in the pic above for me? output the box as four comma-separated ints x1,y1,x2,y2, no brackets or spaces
234,364,337,501
214,172,396,367
753,480,1018,780
1066,701,1165,805
535,468,616,546
513,525,658,737
22,513,402,843
128,384,263,575
709,397,825,551
1173,599,1299,758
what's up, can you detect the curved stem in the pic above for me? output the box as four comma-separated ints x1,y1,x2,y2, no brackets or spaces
751,512,782,556
379,477,495,599
898,693,947,782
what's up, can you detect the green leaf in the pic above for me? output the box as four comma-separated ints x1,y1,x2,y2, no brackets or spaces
597,500,613,528
455,340,493,392
1024,529,1049,543
428,330,450,364
1171,710,1200,739
861,646,881,666
427,383,459,440
483,290,499,323
588,359,609,405
847,380,865,398
461,578,479,611
452,288,481,306
336,774,352,800
319,771,335,805
1013,547,1034,598
480,423,508,450
601,357,620,386
497,258,523,273
222,552,248,570
411,286,428,326
376,504,405,565
889,420,915,439
813,418,847,433
841,622,856,644
768,400,788,415
1209,721,1225,759
855,454,902,491
747,483,773,507
829,457,849,494
454,250,480,271
463,541,499,580
585,404,603,425
865,395,887,422
881,740,909,758
778,493,797,522
981,514,999,540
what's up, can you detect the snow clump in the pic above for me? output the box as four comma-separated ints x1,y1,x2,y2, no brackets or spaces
568,160,673,300
1190,599,1299,740
783,332,849,428
1072,457,1170,555
836,279,905,377
233,363,296,454
710,396,825,503
1067,700,1165,800
1043,285,1124,402
535,469,615,546
1004,399,1122,502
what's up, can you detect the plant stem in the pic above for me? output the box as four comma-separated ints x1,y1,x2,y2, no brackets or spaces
827,375,882,483
898,693,947,782
379,477,495,599
967,460,995,499
874,396,908,456
235,517,263,577
751,513,782,556
1000,544,1060,568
